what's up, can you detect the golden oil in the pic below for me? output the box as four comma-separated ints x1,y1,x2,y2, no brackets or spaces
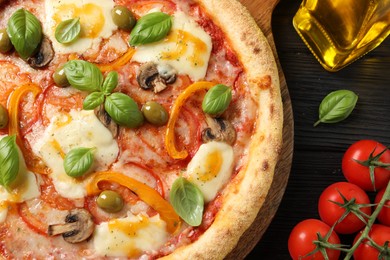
293,0,390,71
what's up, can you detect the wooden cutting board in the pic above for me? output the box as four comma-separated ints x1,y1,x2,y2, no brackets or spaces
226,0,294,258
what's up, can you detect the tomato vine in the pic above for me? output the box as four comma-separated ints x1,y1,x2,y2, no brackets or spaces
344,181,390,259
289,141,390,260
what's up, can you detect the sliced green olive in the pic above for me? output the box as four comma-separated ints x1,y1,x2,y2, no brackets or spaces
111,6,136,31
142,101,169,126
97,190,124,213
53,65,69,87
0,104,9,129
0,28,12,53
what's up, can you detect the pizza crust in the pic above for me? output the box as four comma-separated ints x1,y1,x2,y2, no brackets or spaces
163,0,283,259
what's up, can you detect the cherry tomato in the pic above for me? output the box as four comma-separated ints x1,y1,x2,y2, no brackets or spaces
375,188,390,226
288,219,341,260
353,224,390,260
342,140,390,191
318,182,371,234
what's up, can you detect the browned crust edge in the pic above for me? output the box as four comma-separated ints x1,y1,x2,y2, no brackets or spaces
162,0,284,259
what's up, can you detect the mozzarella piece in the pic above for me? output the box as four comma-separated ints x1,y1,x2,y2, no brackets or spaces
32,110,119,199
44,0,117,54
0,135,41,223
186,141,234,202
132,11,212,81
93,213,169,257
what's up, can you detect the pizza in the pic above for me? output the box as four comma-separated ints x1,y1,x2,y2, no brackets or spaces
0,0,283,259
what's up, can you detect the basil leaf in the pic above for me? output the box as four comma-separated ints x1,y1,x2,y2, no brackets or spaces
102,71,118,94
7,8,42,59
64,60,103,92
83,92,105,110
105,93,144,128
314,90,358,127
55,17,81,44
202,84,232,116
129,12,172,46
64,147,94,178
0,135,20,189
170,177,204,226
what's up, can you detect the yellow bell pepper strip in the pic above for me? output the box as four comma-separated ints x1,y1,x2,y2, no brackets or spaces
8,83,48,175
165,81,215,159
95,48,136,73
87,171,181,234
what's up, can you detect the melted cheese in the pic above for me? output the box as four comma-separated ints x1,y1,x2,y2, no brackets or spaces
186,141,234,202
132,11,212,81
0,135,41,223
93,213,169,257
32,110,119,199
44,0,117,54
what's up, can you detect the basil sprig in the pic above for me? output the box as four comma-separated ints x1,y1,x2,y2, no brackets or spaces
62,60,144,128
83,92,105,110
55,17,81,44
170,177,204,226
129,12,172,46
105,93,144,128
82,70,119,110
64,147,95,178
102,71,119,94
64,60,103,92
7,8,42,59
202,84,232,116
314,90,358,127
0,135,20,189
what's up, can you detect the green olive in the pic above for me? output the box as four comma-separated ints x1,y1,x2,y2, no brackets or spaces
0,104,9,129
142,101,169,126
111,6,136,31
53,65,69,87
0,29,12,53
97,190,124,213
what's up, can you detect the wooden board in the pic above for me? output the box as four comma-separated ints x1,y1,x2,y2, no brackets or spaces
226,0,294,258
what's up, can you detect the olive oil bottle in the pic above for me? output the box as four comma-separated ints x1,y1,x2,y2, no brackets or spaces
293,0,390,71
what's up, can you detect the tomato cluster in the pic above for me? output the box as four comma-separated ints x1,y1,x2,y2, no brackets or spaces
288,140,390,260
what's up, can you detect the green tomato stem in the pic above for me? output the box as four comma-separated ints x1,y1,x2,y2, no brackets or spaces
370,160,390,168
343,181,390,259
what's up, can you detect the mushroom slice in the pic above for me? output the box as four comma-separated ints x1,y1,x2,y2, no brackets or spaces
95,104,118,138
157,63,177,84
137,62,177,93
48,209,94,244
27,35,54,69
202,115,236,145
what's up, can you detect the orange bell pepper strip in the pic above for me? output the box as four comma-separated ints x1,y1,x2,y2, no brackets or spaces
86,171,181,234
7,83,49,175
8,83,41,142
165,81,215,159
95,48,136,73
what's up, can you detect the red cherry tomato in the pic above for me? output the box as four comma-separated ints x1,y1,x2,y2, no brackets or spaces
353,224,390,260
318,182,371,234
375,188,390,226
288,219,341,260
342,140,390,191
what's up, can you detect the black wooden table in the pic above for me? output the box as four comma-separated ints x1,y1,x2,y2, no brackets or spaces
248,0,390,259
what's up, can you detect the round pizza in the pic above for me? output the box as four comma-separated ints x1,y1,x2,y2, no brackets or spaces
0,0,283,258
